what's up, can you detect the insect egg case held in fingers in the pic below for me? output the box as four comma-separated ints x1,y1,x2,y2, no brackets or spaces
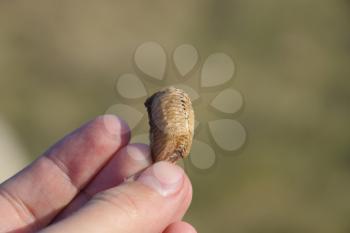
145,87,195,163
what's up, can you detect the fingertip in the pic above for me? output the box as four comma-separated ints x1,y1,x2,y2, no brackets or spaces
164,221,197,233
99,114,131,142
125,143,152,166
137,162,185,197
95,143,152,186
171,170,193,221
72,115,130,158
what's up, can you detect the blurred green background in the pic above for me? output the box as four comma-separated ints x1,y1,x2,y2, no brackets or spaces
1,1,350,232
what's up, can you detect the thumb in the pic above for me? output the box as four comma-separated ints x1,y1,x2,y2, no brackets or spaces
40,162,192,233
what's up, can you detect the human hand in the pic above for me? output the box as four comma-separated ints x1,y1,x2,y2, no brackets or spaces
0,116,196,233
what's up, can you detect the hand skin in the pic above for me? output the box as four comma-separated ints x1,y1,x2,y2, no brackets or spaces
0,115,196,233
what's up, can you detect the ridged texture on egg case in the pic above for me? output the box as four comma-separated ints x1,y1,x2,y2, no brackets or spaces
145,87,195,163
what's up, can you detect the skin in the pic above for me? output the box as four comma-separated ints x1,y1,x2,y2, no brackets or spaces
0,115,197,233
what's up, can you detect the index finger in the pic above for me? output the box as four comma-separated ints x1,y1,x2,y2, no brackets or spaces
0,115,130,232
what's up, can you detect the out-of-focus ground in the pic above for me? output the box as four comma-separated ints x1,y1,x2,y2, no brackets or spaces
0,117,28,182
1,1,350,232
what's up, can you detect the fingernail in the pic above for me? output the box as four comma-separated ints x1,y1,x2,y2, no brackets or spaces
137,161,184,197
